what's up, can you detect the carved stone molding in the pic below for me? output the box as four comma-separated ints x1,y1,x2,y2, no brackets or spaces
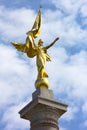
19,88,68,130
29,105,59,129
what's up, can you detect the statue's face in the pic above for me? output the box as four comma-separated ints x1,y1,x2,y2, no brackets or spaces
38,41,43,47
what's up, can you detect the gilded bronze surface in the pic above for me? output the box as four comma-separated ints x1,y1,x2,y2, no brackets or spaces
12,7,59,89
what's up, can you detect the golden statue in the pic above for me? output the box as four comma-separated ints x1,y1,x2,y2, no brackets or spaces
12,7,59,89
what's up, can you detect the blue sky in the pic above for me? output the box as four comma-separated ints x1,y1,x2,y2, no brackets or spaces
0,0,87,130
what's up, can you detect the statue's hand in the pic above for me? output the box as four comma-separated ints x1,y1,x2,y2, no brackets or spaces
55,37,59,41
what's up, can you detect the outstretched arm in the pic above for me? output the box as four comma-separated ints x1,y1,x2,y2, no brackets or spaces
44,37,59,50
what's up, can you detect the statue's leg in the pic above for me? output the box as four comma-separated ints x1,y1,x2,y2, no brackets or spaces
38,67,48,78
37,66,43,78
43,69,48,77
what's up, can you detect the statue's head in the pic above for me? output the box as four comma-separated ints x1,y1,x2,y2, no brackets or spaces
38,39,43,46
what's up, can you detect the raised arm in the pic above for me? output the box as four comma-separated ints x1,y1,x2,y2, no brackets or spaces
43,37,59,50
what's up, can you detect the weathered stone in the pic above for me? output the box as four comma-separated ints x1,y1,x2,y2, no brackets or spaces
19,88,68,130
32,88,54,100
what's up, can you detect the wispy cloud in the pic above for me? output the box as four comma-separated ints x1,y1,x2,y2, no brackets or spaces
82,102,87,114
0,6,36,42
2,103,29,130
61,106,78,121
0,43,35,130
0,44,35,106
47,0,87,46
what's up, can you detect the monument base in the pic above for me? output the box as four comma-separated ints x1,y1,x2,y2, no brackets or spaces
19,88,68,130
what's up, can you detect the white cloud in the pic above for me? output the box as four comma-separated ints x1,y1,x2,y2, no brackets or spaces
47,48,87,101
46,0,87,46
52,0,87,14
0,6,36,41
82,102,87,114
60,106,78,121
2,103,29,130
0,44,35,108
80,5,87,17
0,44,34,130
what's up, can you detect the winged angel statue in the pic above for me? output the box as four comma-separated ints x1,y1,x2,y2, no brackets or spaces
12,8,59,89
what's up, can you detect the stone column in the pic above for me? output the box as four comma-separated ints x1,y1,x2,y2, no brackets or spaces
19,88,68,130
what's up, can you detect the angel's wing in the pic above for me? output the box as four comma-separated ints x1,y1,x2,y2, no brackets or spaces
12,42,27,52
12,36,37,58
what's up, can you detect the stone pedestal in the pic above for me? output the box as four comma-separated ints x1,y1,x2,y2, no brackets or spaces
19,88,68,130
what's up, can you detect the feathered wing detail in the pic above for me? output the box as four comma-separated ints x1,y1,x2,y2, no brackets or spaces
12,36,37,58
12,42,27,52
